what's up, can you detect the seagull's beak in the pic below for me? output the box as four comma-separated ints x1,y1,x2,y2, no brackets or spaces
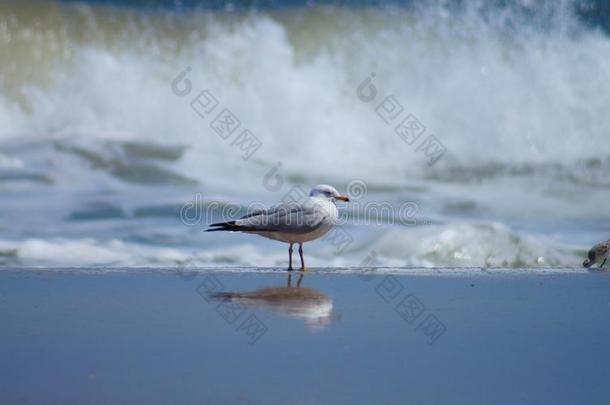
336,195,350,202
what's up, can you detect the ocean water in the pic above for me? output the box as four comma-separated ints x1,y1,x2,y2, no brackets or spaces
0,0,609,268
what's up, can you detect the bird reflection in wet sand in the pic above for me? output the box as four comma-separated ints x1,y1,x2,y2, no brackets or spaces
210,273,336,331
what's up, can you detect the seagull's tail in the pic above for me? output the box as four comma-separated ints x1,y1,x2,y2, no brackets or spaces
205,221,241,232
206,221,273,233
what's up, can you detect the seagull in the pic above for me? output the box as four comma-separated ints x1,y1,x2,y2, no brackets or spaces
583,239,610,269
206,184,350,271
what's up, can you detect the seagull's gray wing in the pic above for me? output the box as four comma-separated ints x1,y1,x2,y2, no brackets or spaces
237,204,287,220
207,202,327,234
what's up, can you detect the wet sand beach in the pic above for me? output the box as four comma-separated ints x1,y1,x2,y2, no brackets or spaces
1,268,609,404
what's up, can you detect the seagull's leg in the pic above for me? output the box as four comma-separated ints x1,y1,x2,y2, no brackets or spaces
288,243,294,271
601,258,607,269
298,243,306,272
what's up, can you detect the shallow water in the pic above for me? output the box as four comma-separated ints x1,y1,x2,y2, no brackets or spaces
1,0,609,268
1,270,609,404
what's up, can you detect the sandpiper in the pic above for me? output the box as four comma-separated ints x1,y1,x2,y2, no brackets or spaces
583,239,610,269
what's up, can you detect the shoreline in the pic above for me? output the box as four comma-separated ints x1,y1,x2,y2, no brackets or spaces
0,266,600,276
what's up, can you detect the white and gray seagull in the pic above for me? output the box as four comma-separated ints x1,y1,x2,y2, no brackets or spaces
206,184,350,271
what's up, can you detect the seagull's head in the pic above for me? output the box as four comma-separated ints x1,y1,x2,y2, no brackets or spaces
309,184,349,203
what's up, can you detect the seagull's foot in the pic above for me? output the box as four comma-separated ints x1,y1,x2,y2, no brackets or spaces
287,266,294,272
299,266,308,272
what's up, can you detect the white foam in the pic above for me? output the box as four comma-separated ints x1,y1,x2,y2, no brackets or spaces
371,222,582,267
0,238,187,267
0,4,609,189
